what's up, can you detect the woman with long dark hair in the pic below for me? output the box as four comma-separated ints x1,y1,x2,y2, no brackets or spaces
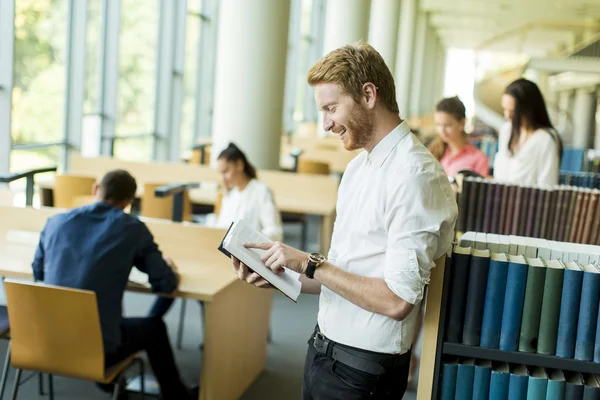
428,96,489,177
493,78,562,185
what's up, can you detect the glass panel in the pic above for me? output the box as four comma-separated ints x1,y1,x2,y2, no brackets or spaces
84,0,102,114
294,0,313,122
113,137,153,162
12,0,68,144
10,146,62,206
116,0,159,136
181,6,203,152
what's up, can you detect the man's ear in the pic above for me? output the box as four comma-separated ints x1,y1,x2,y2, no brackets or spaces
362,82,377,110
91,183,99,196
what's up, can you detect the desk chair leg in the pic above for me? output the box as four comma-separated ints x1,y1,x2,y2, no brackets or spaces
136,359,145,400
300,218,308,251
111,375,122,400
176,299,187,350
37,373,43,395
0,343,10,399
9,369,21,400
48,374,54,400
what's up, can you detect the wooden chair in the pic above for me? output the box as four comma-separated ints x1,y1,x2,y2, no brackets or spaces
53,175,97,209
141,183,192,222
4,280,145,400
297,159,331,175
190,147,211,165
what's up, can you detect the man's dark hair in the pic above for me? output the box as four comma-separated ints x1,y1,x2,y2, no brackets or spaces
98,170,137,203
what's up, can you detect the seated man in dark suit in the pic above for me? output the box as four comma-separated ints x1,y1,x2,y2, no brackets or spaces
32,169,197,399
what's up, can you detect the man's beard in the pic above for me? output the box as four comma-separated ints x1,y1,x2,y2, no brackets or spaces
343,104,374,151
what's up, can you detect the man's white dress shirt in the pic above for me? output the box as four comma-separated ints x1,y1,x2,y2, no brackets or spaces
318,121,458,354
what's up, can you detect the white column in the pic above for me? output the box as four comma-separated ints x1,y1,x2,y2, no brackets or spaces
409,12,428,118
434,40,447,104
557,90,575,146
211,0,290,169
0,0,15,174
368,0,401,71
63,0,88,169
318,0,371,136
419,28,437,116
394,0,418,117
572,87,598,149
322,0,371,54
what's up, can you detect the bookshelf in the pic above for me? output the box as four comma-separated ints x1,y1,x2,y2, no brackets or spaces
443,343,600,376
423,235,600,399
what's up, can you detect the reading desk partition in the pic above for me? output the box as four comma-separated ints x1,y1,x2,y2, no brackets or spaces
0,205,273,400
37,154,339,254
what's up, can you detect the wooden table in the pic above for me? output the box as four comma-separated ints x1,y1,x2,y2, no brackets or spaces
0,206,273,400
40,154,339,254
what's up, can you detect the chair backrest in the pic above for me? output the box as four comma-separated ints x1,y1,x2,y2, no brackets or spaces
54,175,97,209
4,280,106,381
297,159,330,175
141,183,192,222
190,148,211,165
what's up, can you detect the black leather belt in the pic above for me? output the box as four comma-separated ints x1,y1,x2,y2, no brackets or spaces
312,328,410,376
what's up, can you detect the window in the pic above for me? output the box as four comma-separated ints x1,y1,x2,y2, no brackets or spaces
11,0,68,173
114,0,160,161
180,0,203,153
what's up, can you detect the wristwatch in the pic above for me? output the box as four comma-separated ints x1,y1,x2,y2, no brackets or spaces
305,252,326,279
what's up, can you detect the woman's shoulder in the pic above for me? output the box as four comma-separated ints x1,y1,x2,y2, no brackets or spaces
248,179,274,196
531,128,559,147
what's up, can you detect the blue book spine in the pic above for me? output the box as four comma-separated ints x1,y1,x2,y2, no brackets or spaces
441,362,458,400
499,261,528,351
594,300,600,363
490,371,510,400
556,269,584,358
546,380,565,400
472,365,492,400
528,377,548,399
574,271,600,361
508,373,529,400
455,363,475,400
480,259,509,349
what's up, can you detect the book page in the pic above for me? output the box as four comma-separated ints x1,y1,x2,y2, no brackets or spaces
128,268,150,288
223,220,301,301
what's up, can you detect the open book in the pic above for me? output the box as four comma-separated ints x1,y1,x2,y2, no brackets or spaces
219,220,301,302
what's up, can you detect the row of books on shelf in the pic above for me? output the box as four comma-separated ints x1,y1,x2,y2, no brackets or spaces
441,358,599,400
560,171,600,189
457,178,600,245
447,234,600,361
459,232,600,265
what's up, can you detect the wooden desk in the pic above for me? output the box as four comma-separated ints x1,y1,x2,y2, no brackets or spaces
0,206,273,400
41,154,338,254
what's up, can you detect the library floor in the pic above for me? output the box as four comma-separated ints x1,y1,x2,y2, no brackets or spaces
0,217,419,399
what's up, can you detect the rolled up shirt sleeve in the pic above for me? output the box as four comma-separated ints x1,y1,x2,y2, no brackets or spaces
383,165,458,305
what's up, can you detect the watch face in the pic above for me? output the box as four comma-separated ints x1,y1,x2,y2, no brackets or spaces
309,253,326,263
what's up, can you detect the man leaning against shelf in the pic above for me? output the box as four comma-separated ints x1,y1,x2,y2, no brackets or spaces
231,42,458,400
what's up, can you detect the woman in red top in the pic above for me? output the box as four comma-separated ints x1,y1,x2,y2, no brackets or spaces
428,96,489,177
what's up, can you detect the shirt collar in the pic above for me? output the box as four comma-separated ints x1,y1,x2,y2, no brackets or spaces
366,120,411,168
